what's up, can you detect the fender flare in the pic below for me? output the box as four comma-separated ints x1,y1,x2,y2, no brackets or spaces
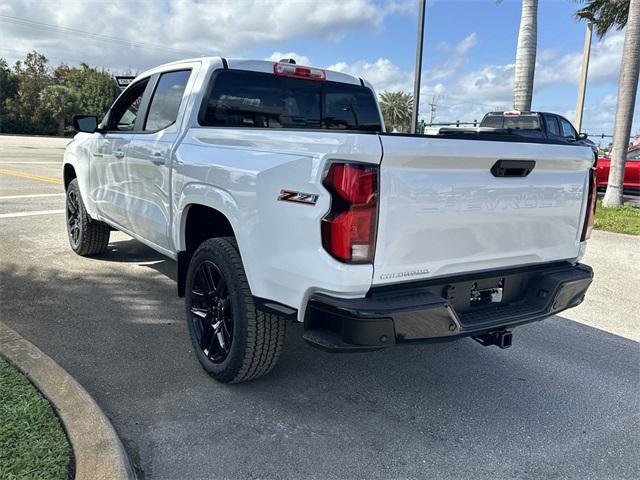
175,183,247,296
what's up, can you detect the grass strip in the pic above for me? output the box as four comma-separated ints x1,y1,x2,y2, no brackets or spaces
594,200,640,235
0,358,71,480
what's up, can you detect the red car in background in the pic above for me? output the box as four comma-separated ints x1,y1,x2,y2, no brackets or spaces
596,146,640,194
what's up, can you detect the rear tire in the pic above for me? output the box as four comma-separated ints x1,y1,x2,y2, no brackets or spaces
65,178,110,256
185,237,286,384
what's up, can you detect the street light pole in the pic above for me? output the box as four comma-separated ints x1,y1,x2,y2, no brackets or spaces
575,21,593,133
411,0,426,134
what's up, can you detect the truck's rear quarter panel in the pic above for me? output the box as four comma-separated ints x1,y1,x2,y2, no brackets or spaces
175,128,382,317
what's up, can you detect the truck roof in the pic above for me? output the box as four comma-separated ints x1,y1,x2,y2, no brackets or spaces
484,111,562,118
137,56,368,89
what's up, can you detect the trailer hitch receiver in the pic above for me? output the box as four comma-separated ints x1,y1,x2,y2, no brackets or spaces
472,330,513,349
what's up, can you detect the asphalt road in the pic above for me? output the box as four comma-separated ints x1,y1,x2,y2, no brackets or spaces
1,135,639,480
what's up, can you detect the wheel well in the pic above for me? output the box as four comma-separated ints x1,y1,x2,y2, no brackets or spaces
184,204,235,253
63,164,76,189
178,204,235,296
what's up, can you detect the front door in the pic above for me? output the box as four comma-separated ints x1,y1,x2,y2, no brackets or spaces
90,77,151,228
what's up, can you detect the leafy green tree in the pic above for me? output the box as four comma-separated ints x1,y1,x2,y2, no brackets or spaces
0,51,123,135
0,59,18,110
60,63,121,118
39,85,78,135
379,91,413,133
0,59,19,132
3,51,54,134
577,0,638,207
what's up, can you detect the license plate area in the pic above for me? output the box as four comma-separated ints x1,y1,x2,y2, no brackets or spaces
470,279,504,307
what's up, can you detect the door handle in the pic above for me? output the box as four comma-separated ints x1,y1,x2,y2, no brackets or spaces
150,152,165,166
491,159,536,177
113,150,125,158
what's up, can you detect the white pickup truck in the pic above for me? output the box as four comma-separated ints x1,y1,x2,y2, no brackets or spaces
64,57,596,383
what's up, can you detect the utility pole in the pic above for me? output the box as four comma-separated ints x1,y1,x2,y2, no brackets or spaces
428,95,437,124
411,0,426,134
575,21,593,132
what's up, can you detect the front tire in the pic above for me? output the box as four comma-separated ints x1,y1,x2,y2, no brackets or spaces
65,179,110,256
185,237,286,384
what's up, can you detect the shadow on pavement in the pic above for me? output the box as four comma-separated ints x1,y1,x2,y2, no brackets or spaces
1,253,638,480
93,238,177,282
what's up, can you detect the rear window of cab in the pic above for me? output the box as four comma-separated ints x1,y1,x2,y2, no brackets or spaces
199,69,382,132
481,114,541,130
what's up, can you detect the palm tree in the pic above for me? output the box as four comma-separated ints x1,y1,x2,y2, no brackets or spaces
577,0,639,207
379,91,414,133
39,85,77,136
513,0,539,111
576,0,631,36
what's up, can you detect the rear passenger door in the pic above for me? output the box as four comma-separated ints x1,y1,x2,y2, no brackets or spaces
125,67,195,251
543,114,561,139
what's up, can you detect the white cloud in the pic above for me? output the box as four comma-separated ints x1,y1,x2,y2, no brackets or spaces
327,29,635,133
0,0,392,72
424,33,477,81
326,33,508,123
265,52,312,66
327,33,479,95
328,58,413,92
536,31,625,87
2,0,634,135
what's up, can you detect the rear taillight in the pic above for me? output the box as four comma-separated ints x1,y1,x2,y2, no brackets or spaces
581,168,597,241
321,163,378,263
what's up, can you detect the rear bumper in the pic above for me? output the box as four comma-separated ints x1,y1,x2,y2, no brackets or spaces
303,262,593,352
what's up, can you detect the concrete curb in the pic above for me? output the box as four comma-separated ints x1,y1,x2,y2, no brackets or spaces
0,321,135,480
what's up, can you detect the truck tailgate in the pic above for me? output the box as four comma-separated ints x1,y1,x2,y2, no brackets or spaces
373,135,594,285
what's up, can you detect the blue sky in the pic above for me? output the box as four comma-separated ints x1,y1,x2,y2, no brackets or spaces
1,0,637,140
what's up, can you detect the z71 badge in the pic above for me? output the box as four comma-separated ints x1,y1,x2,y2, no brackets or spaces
277,190,319,205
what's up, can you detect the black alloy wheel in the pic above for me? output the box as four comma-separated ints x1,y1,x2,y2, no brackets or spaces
185,237,287,383
189,260,233,363
66,188,82,249
65,178,110,256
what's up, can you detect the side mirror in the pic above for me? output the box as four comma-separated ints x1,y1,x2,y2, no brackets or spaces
72,114,99,133
578,132,588,140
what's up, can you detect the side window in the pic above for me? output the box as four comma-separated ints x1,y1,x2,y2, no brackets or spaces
545,115,560,136
559,117,577,139
323,83,381,131
481,115,504,128
109,79,149,131
627,149,640,160
144,70,191,131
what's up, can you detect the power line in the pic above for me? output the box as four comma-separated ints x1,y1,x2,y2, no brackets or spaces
0,14,202,58
0,46,128,72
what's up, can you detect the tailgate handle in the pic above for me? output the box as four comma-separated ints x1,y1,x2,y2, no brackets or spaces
491,160,536,177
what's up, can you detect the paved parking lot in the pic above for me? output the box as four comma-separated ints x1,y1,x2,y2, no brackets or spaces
1,135,639,480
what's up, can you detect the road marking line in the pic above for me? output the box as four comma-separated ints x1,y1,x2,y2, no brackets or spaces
0,167,63,185
0,193,65,200
0,209,65,219
0,161,62,165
